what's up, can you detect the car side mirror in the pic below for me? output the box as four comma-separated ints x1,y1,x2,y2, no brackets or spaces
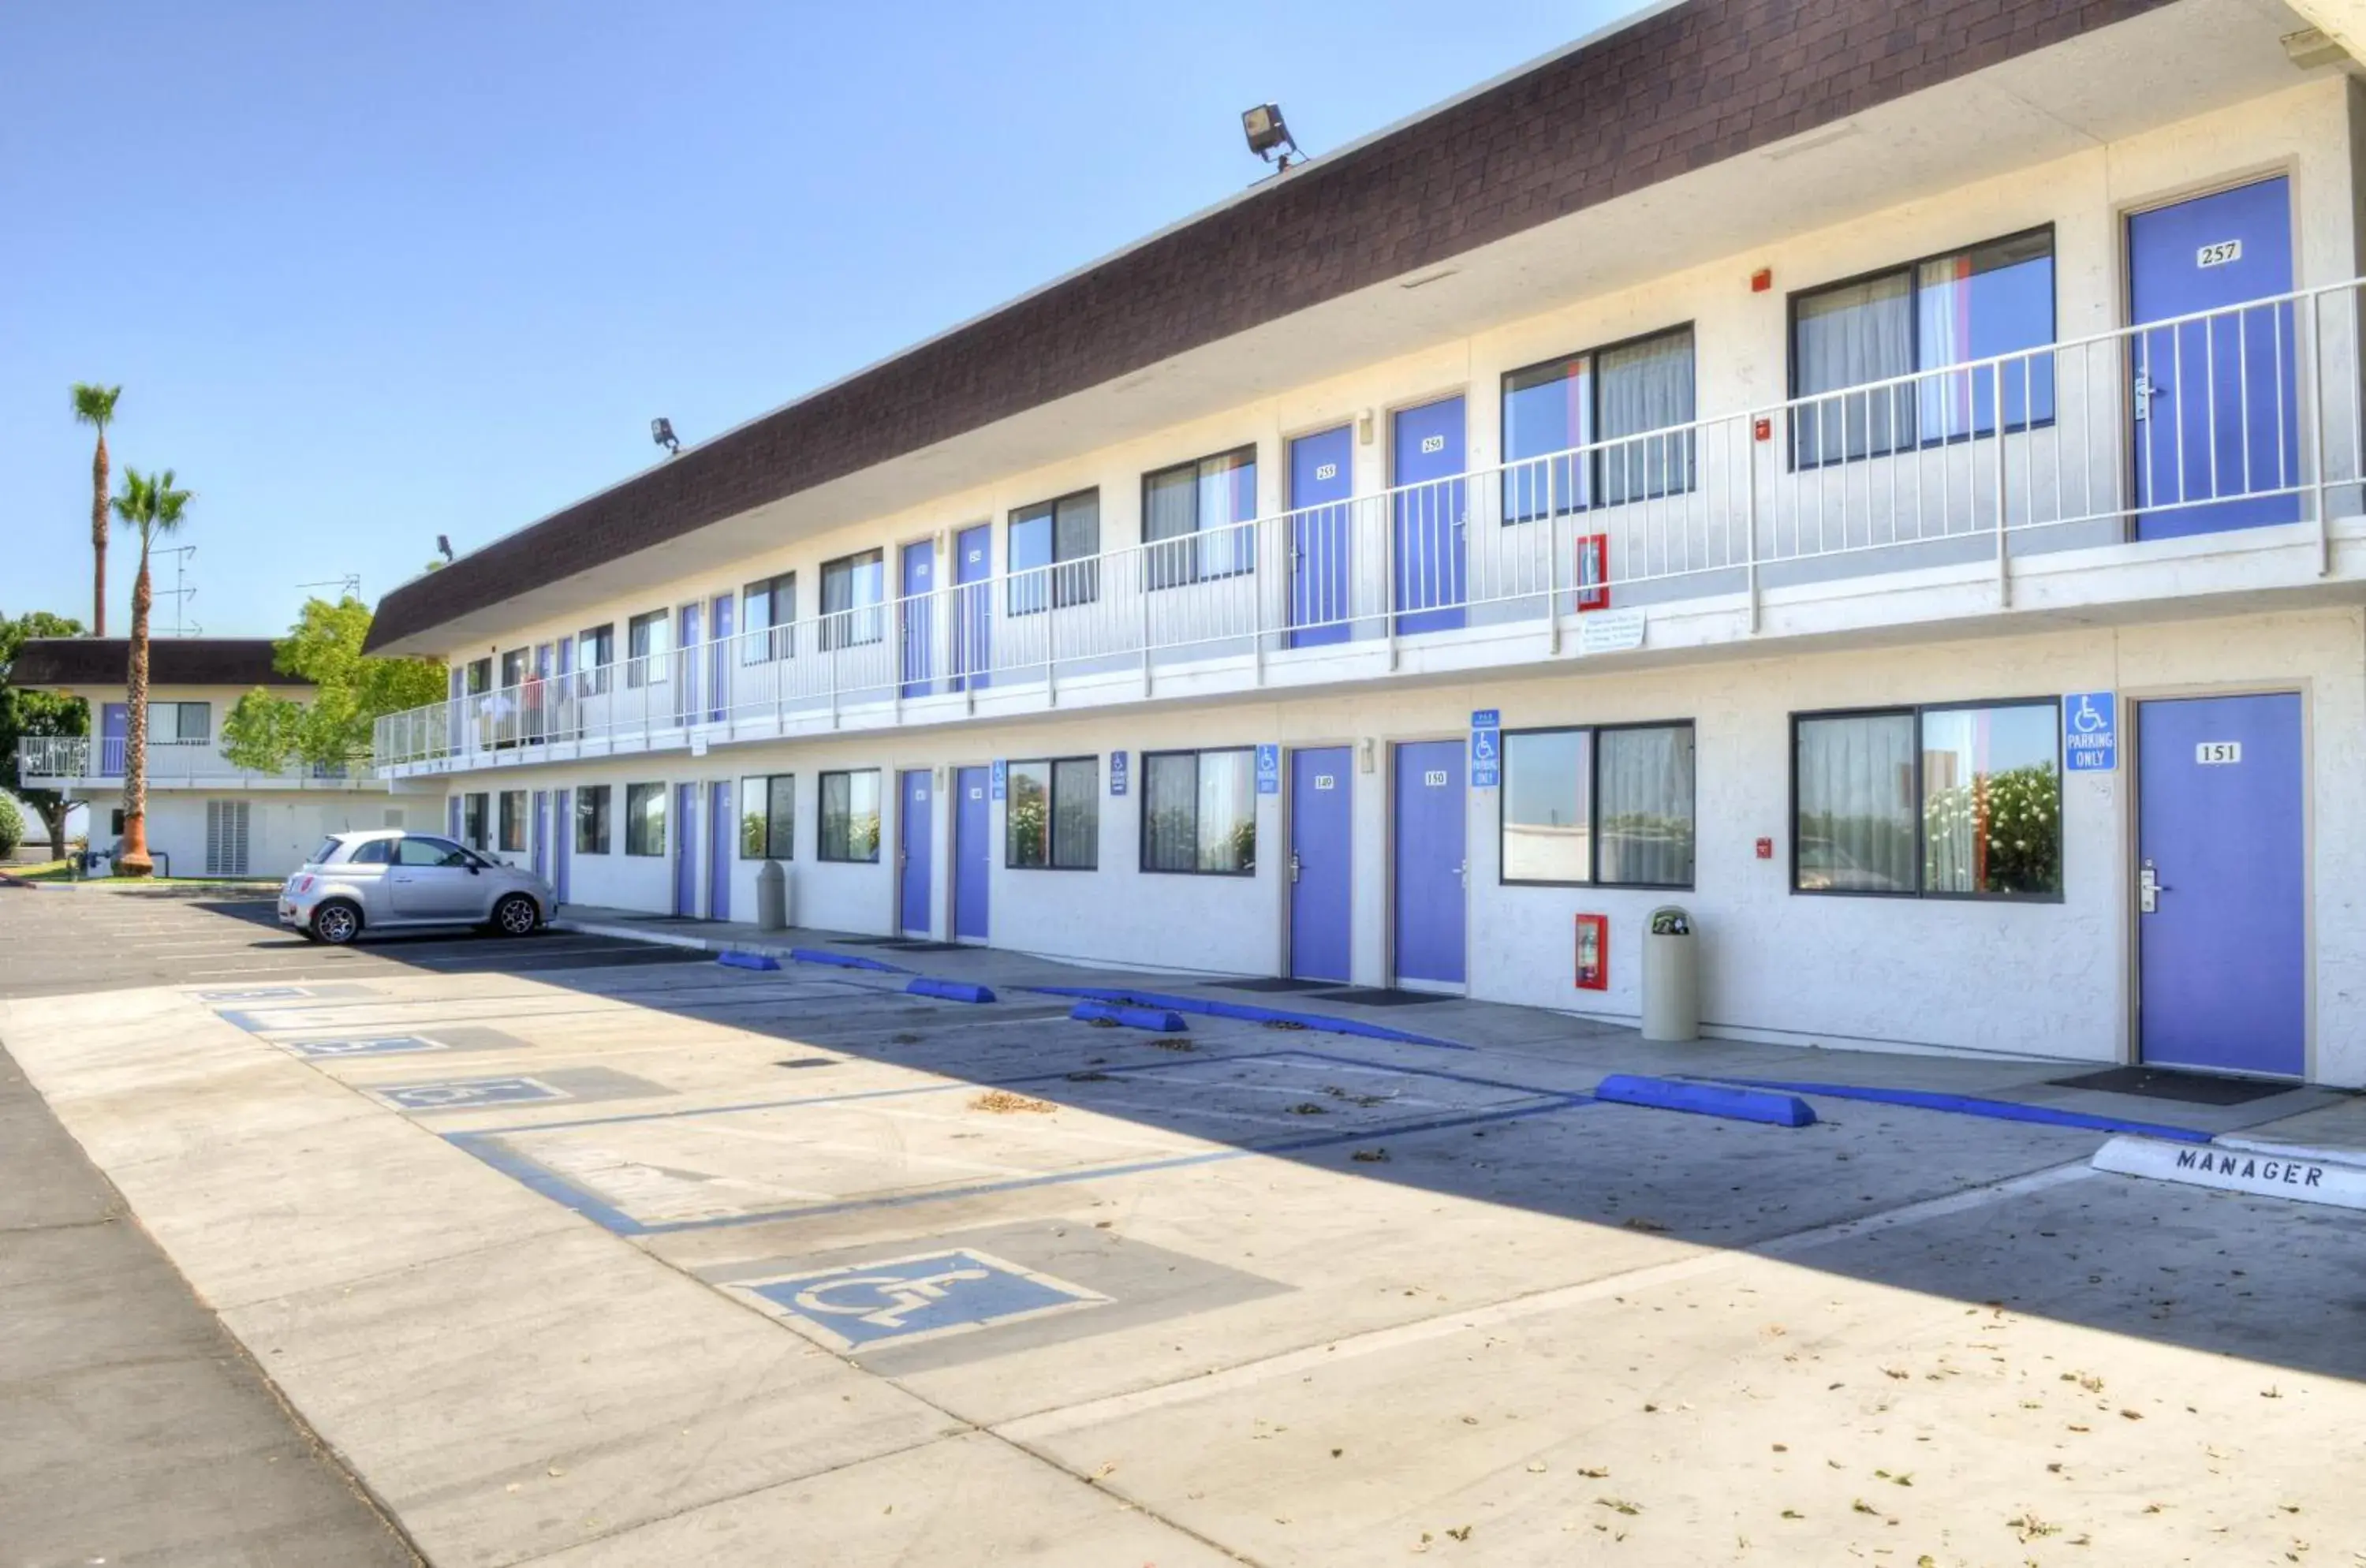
468,862,481,874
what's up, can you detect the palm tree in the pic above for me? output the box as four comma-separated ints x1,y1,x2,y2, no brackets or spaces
71,384,121,636
110,467,192,877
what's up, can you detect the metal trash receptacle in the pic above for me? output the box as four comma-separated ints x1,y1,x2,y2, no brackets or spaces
756,860,790,930
1641,905,1698,1043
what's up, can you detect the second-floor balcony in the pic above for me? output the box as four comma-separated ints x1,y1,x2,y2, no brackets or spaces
375,282,2366,778
17,734,364,790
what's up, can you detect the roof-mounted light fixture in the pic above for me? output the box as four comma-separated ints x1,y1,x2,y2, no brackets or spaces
651,416,681,457
1241,103,1302,172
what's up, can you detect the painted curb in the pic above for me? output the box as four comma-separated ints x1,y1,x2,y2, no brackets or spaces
1595,1073,1816,1127
716,950,781,972
2093,1134,2366,1209
789,946,912,974
1026,985,1470,1051
1692,1075,2215,1144
908,978,996,1004
1069,1000,1189,1032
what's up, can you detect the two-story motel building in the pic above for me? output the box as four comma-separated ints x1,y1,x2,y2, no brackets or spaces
365,0,2366,1087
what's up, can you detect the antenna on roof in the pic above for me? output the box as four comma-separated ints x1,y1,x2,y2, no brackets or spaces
155,544,199,637
299,574,363,603
1241,103,1303,174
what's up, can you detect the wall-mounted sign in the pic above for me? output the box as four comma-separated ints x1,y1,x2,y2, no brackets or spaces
1255,745,1281,794
1577,607,1646,655
991,760,1006,801
1109,750,1129,796
2063,691,2116,772
1470,710,1500,789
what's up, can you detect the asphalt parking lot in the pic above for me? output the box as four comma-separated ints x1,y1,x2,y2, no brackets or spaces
5,885,2364,1565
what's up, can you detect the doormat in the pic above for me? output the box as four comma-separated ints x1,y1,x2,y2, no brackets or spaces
1205,977,1341,993
1315,987,1455,1006
883,941,968,953
2048,1066,2294,1106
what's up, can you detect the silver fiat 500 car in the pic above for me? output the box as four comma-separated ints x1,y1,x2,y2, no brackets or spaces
278,828,555,945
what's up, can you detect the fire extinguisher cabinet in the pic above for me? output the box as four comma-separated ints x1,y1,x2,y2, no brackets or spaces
1641,905,1699,1044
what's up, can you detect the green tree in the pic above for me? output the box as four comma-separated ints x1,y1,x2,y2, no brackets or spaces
219,596,446,775
111,467,192,875
0,609,91,858
0,792,22,858
71,384,121,636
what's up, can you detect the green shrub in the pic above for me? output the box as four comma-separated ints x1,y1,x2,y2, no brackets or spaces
0,794,22,857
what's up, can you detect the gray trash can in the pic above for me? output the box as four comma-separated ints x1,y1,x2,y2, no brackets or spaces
756,860,790,930
1641,905,1698,1043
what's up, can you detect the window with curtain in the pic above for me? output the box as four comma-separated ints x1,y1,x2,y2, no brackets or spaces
1143,448,1257,588
1141,749,1256,875
819,769,881,862
145,701,210,745
626,611,670,687
1791,228,2056,466
819,553,884,651
1500,326,1696,521
1009,491,1100,614
624,783,666,857
743,573,795,663
498,649,528,689
1006,756,1099,869
1499,722,1695,887
498,790,528,853
575,785,611,853
740,774,793,858
462,793,490,851
577,625,614,696
1793,700,2058,898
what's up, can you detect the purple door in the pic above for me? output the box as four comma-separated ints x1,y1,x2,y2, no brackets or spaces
898,769,933,935
674,782,698,917
2137,693,2304,1076
901,540,935,698
1289,747,1352,982
1392,398,1467,634
708,593,733,722
554,637,575,741
99,702,128,777
675,602,703,726
553,788,572,904
1289,427,1353,648
954,764,990,941
708,780,732,920
530,790,549,879
2129,177,2297,539
951,525,991,692
1392,739,1466,988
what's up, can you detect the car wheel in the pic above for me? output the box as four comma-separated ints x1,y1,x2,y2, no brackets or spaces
492,894,540,938
311,901,363,946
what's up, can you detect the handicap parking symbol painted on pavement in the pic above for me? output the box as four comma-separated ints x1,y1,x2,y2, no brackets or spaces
736,1247,1107,1350
371,1077,567,1111
281,1035,449,1058
196,986,315,1002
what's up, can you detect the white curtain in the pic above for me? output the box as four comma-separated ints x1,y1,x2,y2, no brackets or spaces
1599,330,1696,503
1795,274,1913,463
1596,726,1694,887
1053,757,1099,868
1794,714,1916,892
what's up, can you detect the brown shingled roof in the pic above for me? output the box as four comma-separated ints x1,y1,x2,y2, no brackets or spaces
365,0,2171,653
7,638,308,689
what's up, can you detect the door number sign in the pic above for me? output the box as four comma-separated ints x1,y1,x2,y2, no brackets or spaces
2196,239,2242,269
2063,691,2116,772
2196,741,2244,765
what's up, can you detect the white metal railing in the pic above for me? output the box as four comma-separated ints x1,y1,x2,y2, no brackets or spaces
16,733,356,786
375,280,2366,772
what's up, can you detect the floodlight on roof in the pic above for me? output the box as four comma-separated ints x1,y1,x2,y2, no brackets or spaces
651,416,681,456
1241,103,1301,170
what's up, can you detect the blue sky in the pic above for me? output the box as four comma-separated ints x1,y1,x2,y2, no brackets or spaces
2,0,1638,638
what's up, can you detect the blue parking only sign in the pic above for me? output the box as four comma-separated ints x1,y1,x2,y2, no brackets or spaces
2064,691,2117,771
1255,744,1282,794
991,760,1006,801
737,1247,1107,1350
1109,750,1128,796
1470,709,1502,789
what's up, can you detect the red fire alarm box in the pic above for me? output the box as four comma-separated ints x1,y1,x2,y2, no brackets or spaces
1575,533,1610,612
1574,913,1609,990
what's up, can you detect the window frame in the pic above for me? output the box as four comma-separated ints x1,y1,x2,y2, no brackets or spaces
817,768,883,864
819,551,886,651
497,789,528,853
577,624,615,696
1137,747,1258,878
145,700,211,745
623,782,666,857
1140,446,1258,589
739,773,794,860
465,658,492,696
1496,720,1698,890
625,610,670,687
1498,322,1700,524
1788,696,2064,903
1007,488,1101,614
742,572,796,663
461,792,490,851
1784,224,2058,470
575,783,612,855
1004,754,1100,871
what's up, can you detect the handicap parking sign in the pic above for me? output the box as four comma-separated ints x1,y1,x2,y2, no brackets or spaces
737,1246,1106,1350
1470,709,1501,789
372,1077,565,1111
2063,690,2117,771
